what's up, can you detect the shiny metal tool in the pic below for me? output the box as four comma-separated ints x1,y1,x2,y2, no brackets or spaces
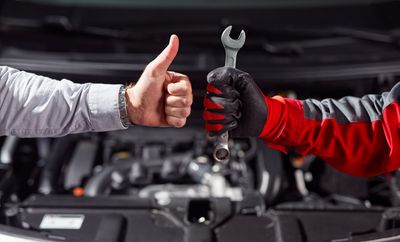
213,25,246,163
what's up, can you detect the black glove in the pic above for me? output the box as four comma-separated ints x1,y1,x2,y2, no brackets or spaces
203,67,268,137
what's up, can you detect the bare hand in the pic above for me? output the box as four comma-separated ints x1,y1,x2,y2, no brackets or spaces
126,35,192,128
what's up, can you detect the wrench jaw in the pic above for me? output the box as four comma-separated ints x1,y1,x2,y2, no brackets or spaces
221,26,246,50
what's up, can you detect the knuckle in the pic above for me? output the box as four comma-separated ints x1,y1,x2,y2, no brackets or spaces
181,98,188,106
166,95,174,104
168,96,192,107
180,74,189,80
145,65,158,77
181,108,191,117
176,119,186,128
183,79,191,87
179,84,189,93
185,108,191,117
167,84,175,94
207,71,216,81
167,117,185,128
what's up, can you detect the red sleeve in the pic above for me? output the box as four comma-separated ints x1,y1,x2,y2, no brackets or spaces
259,83,400,177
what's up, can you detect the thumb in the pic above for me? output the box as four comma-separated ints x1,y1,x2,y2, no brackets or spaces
148,34,179,75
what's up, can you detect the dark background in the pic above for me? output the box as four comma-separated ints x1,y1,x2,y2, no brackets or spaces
1,0,400,119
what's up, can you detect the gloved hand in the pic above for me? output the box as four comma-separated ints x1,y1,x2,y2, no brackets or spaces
203,67,268,137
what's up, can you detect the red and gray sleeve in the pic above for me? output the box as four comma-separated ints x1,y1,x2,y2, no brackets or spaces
261,82,400,177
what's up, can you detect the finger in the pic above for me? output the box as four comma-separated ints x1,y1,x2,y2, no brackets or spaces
166,116,186,128
206,83,240,100
203,109,238,126
202,109,224,121
168,72,189,83
164,71,189,87
203,97,223,110
203,96,240,114
205,123,224,133
165,106,191,118
167,78,192,96
166,95,193,108
208,127,232,137
205,120,238,136
206,84,223,95
207,67,239,86
148,35,179,75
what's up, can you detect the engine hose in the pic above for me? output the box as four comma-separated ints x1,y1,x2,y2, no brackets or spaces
84,159,138,197
84,152,194,197
38,135,76,194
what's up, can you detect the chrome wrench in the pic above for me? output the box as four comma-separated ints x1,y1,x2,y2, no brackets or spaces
212,26,246,163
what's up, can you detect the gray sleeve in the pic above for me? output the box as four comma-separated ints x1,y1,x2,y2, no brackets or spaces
302,82,400,124
0,66,128,137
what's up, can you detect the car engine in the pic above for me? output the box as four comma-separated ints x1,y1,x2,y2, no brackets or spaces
0,126,399,242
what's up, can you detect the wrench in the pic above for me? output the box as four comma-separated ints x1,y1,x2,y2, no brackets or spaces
212,26,246,163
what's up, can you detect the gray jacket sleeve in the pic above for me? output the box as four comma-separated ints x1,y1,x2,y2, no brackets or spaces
0,66,128,137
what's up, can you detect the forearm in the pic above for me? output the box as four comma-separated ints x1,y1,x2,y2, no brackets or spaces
0,66,128,137
261,84,400,177
204,67,400,177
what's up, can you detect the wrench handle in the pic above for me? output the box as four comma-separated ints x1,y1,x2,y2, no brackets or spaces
213,48,238,163
224,47,238,68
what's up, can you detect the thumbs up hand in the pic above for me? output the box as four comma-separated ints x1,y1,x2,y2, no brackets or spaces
126,35,192,127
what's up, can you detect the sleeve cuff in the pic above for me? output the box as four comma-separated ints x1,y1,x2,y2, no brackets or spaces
87,83,129,131
118,85,131,128
260,96,304,153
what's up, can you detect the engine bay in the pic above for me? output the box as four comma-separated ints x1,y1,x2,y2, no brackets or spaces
0,127,399,242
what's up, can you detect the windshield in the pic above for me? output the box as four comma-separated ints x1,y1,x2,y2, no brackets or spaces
24,0,374,8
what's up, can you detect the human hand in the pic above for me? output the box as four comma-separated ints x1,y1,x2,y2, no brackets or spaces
126,35,192,128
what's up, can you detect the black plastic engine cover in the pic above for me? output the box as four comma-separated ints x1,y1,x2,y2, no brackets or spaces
8,195,392,242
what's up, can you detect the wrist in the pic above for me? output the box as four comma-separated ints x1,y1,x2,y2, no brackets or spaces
125,85,143,125
118,85,131,128
260,96,303,145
